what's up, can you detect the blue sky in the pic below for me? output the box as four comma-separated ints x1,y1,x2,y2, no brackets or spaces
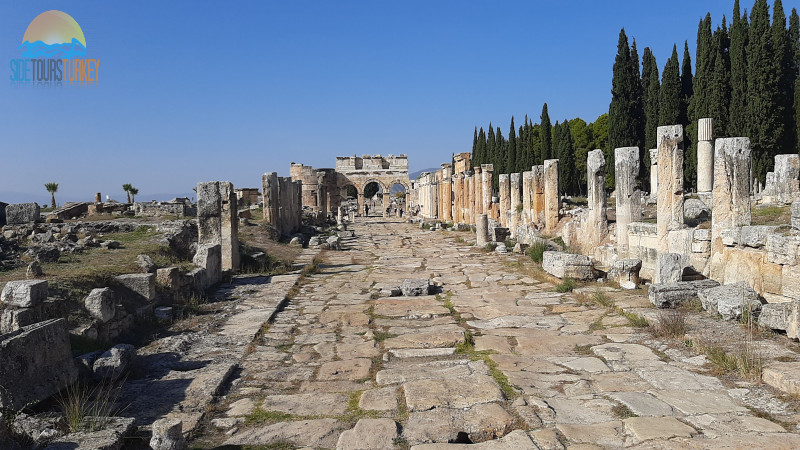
0,0,773,203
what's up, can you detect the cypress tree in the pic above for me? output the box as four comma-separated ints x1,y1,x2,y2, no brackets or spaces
558,120,577,195
642,47,660,151
540,103,552,161
659,45,682,127
476,127,486,167
773,0,794,153
790,9,800,150
486,125,495,171
710,18,732,139
494,126,505,189
748,0,783,181
729,0,749,137
609,30,645,187
681,41,694,126
506,117,517,175
471,127,479,162
516,115,529,171
681,41,696,190
532,123,542,165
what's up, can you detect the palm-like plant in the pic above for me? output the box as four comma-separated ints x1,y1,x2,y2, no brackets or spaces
122,183,132,203
129,187,139,203
45,182,59,208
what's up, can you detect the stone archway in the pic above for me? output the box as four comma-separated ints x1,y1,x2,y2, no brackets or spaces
360,179,386,217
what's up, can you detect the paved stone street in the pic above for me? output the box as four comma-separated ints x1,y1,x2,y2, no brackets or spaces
201,217,800,449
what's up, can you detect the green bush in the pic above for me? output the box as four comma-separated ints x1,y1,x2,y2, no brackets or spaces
527,240,547,263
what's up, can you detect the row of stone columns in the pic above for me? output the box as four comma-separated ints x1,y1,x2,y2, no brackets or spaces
197,181,240,272
261,172,302,235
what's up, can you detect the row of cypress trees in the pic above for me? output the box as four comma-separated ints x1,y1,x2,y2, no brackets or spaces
610,0,800,189
470,0,800,195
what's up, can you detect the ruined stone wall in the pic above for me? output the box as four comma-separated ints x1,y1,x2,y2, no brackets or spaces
134,201,193,218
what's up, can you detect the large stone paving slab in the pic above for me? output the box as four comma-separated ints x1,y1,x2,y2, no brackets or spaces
403,374,504,410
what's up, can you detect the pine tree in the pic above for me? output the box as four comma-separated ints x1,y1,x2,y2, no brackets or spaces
540,103,552,162
642,47,660,151
729,0,749,137
659,45,682,127
748,0,783,181
710,18,732,139
506,117,517,175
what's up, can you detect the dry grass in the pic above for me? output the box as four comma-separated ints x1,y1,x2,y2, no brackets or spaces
751,205,792,226
650,308,689,338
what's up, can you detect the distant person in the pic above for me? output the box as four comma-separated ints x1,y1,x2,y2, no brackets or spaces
364,204,369,216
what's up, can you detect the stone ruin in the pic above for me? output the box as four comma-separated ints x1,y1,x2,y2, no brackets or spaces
409,118,800,337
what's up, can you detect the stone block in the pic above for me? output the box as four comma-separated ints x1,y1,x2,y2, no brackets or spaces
775,154,800,204
193,244,222,290
93,343,136,380
490,226,510,243
684,198,710,221
542,251,594,280
656,253,683,284
720,228,741,246
782,265,800,299
693,228,711,241
5,203,40,225
792,201,800,231
400,279,431,297
150,418,187,450
759,302,793,331
607,259,642,288
475,214,489,247
1,280,48,308
698,281,762,321
84,288,115,323
649,280,720,308
0,318,77,409
691,241,711,253
114,273,156,301
712,138,752,245
766,233,800,265
1,307,41,333
739,226,777,248
156,267,182,289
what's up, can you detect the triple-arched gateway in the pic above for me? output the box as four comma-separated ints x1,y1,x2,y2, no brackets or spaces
289,155,410,217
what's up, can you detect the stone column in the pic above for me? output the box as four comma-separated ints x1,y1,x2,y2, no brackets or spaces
510,173,521,218
710,138,752,280
383,191,391,218
442,165,453,221
219,182,240,271
476,214,489,247
95,192,101,203
587,149,607,250
481,164,493,216
544,159,560,233
649,149,658,197
615,147,641,257
451,175,461,223
697,118,714,193
473,166,482,216
464,175,473,225
656,125,684,252
498,174,510,227
197,181,222,247
532,165,546,227
261,172,279,226
357,192,364,216
775,154,800,204
509,211,519,238
522,171,533,224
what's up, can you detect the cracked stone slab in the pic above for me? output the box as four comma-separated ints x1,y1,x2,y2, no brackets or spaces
623,416,696,444
403,374,504,410
260,393,348,416
403,403,516,445
223,418,343,448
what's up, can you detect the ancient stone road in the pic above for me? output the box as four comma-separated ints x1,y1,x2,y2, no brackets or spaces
203,217,800,448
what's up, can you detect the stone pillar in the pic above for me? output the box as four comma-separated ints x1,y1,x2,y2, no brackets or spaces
476,214,489,247
586,149,607,250
510,173,521,218
197,181,222,248
532,165,546,227
464,175,473,225
649,149,658,197
509,211,519,238
697,118,714,193
544,159,560,233
522,171,533,224
95,192,101,203
383,191,391,218
615,147,642,257
219,182,240,271
442,165,453,221
261,172,279,226
473,166,482,216
711,137,752,246
357,192,364,216
775,154,800,204
498,174,510,227
656,125,684,252
481,164,493,216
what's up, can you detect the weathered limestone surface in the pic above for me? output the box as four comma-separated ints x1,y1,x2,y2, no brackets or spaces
476,214,489,247
521,171,533,224
1,280,48,308
775,154,800,204
656,253,683,284
509,173,521,218
656,125,684,252
543,159,559,232
5,202,40,225
615,147,641,256
0,318,77,409
498,174,510,227
649,148,658,197
481,164,493,217
649,280,720,308
585,149,607,251
698,281,762,321
542,251,594,280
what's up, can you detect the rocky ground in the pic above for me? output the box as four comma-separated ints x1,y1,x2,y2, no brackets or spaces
192,217,800,449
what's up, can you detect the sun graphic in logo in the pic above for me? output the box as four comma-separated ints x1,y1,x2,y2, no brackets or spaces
19,10,87,59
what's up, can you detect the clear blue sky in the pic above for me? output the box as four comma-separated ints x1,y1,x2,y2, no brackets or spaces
0,0,770,203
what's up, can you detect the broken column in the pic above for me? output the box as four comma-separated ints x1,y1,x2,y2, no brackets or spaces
774,154,800,205
476,214,490,247
532,165,546,227
522,171,533,224
464,174,473,224
442,164,453,221
498,174,510,227
473,166,482,216
261,172,279,227
452,174,462,223
649,149,658,198
510,173,521,218
710,137,752,279
198,181,222,248
656,125,684,252
544,159,560,233
697,118,714,193
481,164,493,216
383,191,391,218
219,182,240,271
615,147,642,256
586,149,607,250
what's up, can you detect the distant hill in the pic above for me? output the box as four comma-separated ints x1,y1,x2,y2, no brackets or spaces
409,168,439,180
